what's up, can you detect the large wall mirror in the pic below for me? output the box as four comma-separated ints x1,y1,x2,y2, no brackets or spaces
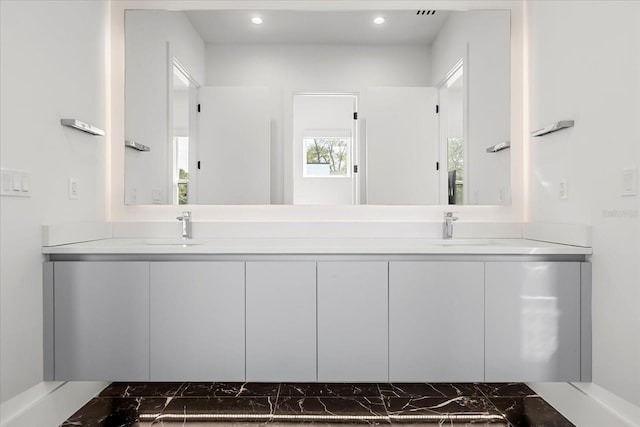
124,9,511,205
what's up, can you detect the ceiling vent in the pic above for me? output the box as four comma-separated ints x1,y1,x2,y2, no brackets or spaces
416,10,437,15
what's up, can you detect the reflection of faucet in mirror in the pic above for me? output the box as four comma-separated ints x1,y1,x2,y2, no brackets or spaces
177,211,192,239
443,211,459,239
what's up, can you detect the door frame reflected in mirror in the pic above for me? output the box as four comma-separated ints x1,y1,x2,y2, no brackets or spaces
292,92,360,205
436,50,468,206
169,57,200,205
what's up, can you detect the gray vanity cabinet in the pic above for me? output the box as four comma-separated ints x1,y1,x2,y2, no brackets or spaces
46,256,589,383
485,262,581,381
389,262,485,381
149,262,245,381
246,262,316,381
317,261,389,382
54,262,150,381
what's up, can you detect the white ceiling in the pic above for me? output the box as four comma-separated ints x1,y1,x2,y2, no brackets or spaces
185,10,451,45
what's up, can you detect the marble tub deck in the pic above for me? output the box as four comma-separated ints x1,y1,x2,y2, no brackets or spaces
60,382,574,426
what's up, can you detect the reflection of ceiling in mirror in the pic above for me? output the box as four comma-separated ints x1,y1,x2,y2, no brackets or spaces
184,10,450,45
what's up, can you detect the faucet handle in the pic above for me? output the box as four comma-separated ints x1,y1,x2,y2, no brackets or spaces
177,211,191,221
444,211,459,221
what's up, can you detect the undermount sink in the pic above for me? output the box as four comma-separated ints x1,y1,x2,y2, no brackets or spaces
144,239,205,246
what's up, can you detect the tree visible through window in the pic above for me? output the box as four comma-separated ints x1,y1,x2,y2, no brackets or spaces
448,136,464,205
303,137,350,177
174,136,189,204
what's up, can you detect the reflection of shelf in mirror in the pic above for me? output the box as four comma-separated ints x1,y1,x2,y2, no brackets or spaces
531,120,574,137
486,141,510,153
125,140,150,152
60,119,105,136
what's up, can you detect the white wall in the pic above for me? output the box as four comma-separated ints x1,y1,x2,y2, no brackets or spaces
0,0,109,403
526,0,640,407
205,43,431,204
431,11,511,205
125,10,204,204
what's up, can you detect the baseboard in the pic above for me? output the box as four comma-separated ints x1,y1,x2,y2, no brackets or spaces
571,382,640,426
0,382,65,426
0,381,108,427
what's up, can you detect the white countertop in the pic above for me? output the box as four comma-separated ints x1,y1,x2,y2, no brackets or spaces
42,237,592,255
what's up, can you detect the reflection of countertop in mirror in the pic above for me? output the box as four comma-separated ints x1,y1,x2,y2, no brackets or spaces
42,238,592,256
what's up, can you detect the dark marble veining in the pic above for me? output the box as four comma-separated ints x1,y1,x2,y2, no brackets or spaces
279,383,381,398
176,382,280,398
490,397,574,427
385,396,503,425
160,396,276,422
378,383,483,398
476,383,538,398
275,396,388,424
60,397,169,427
61,382,574,427
99,382,183,398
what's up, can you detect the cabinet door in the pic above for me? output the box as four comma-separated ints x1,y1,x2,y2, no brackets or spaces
246,262,316,381
485,262,581,381
389,262,484,382
150,262,245,381
317,261,388,382
54,262,149,381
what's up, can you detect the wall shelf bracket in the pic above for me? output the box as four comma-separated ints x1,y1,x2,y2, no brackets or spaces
125,140,150,152
531,120,574,137
60,119,105,136
486,141,510,153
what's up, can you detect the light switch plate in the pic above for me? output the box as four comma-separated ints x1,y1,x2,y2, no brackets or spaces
1,169,31,197
12,174,22,191
21,175,31,192
622,168,637,197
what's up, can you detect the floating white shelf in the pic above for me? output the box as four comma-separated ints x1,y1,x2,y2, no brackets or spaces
486,141,510,153
531,120,574,137
60,119,105,136
125,140,150,152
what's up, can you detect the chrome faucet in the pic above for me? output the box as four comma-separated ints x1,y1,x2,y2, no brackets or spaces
176,211,192,239
443,211,459,239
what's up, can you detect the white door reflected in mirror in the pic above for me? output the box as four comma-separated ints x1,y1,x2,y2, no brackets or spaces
293,94,357,205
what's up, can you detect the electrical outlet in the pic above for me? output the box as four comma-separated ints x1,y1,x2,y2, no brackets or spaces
68,177,79,200
622,168,637,197
559,180,568,200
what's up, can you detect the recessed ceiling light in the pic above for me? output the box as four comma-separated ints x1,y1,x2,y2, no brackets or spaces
373,16,385,25
251,16,263,25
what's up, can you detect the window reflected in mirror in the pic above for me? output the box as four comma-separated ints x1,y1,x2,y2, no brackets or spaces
303,137,351,178
172,64,191,205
